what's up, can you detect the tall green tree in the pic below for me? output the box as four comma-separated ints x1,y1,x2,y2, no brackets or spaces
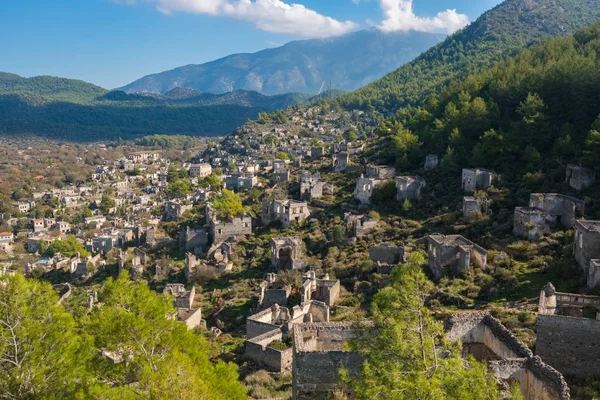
85,274,246,400
0,274,94,398
343,252,502,400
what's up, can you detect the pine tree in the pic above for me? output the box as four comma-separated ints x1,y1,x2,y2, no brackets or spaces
342,252,502,400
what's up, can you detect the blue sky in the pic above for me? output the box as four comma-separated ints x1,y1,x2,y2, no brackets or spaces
0,0,502,89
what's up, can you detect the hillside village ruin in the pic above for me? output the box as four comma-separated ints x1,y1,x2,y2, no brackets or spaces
1,100,599,400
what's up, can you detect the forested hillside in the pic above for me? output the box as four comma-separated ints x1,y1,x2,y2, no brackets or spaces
341,0,600,111
0,74,338,140
382,20,600,179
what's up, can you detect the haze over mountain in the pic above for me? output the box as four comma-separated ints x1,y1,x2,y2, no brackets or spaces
119,29,446,96
341,0,600,110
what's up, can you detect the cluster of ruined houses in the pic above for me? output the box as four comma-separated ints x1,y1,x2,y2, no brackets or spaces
249,288,578,400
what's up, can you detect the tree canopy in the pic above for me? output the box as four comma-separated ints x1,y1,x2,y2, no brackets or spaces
343,252,503,400
211,189,244,219
0,273,246,399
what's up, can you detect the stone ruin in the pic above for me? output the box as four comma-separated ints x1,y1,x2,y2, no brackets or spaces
395,176,426,202
300,172,334,200
272,170,290,184
300,271,340,307
206,238,237,272
332,152,349,172
514,194,585,241
365,164,395,180
425,234,487,280
258,273,292,309
344,213,378,238
573,220,600,288
425,154,439,170
353,175,380,205
262,199,310,228
462,168,498,193
369,243,406,274
566,164,595,191
537,283,600,381
446,312,570,400
163,283,203,330
311,146,325,159
185,239,236,283
245,302,330,373
292,322,369,400
208,213,252,244
271,237,306,270
462,196,489,219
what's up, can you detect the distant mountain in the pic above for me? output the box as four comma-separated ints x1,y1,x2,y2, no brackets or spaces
119,29,446,96
0,73,343,141
341,0,600,110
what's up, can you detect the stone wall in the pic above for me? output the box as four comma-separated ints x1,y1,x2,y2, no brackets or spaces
536,315,600,380
245,329,294,372
446,313,570,400
247,308,284,340
292,322,367,400
260,287,291,309
209,215,252,243
369,244,405,265
574,220,600,272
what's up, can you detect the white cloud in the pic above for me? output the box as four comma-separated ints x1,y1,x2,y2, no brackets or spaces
378,0,469,34
119,0,359,38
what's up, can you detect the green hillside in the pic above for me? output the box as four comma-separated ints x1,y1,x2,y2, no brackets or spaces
380,20,600,181
0,74,339,141
341,0,600,111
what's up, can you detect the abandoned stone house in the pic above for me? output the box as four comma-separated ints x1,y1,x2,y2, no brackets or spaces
206,238,237,272
292,322,368,400
369,243,406,274
272,159,288,173
566,164,595,191
223,173,257,191
365,165,395,180
189,163,212,177
262,199,310,228
332,152,349,172
258,273,291,309
573,220,600,288
462,196,489,219
514,194,585,241
425,154,439,170
245,302,330,373
164,200,193,221
300,172,334,200
311,146,325,159
344,213,378,238
426,234,487,280
446,312,570,400
353,176,381,205
208,214,252,244
163,283,195,309
300,271,340,307
461,168,498,193
179,226,208,255
163,283,202,330
271,237,306,269
395,176,426,202
272,170,290,184
185,252,202,282
537,283,600,383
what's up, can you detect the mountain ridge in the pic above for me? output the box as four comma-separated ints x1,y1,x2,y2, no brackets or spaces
119,29,446,96
340,0,600,110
